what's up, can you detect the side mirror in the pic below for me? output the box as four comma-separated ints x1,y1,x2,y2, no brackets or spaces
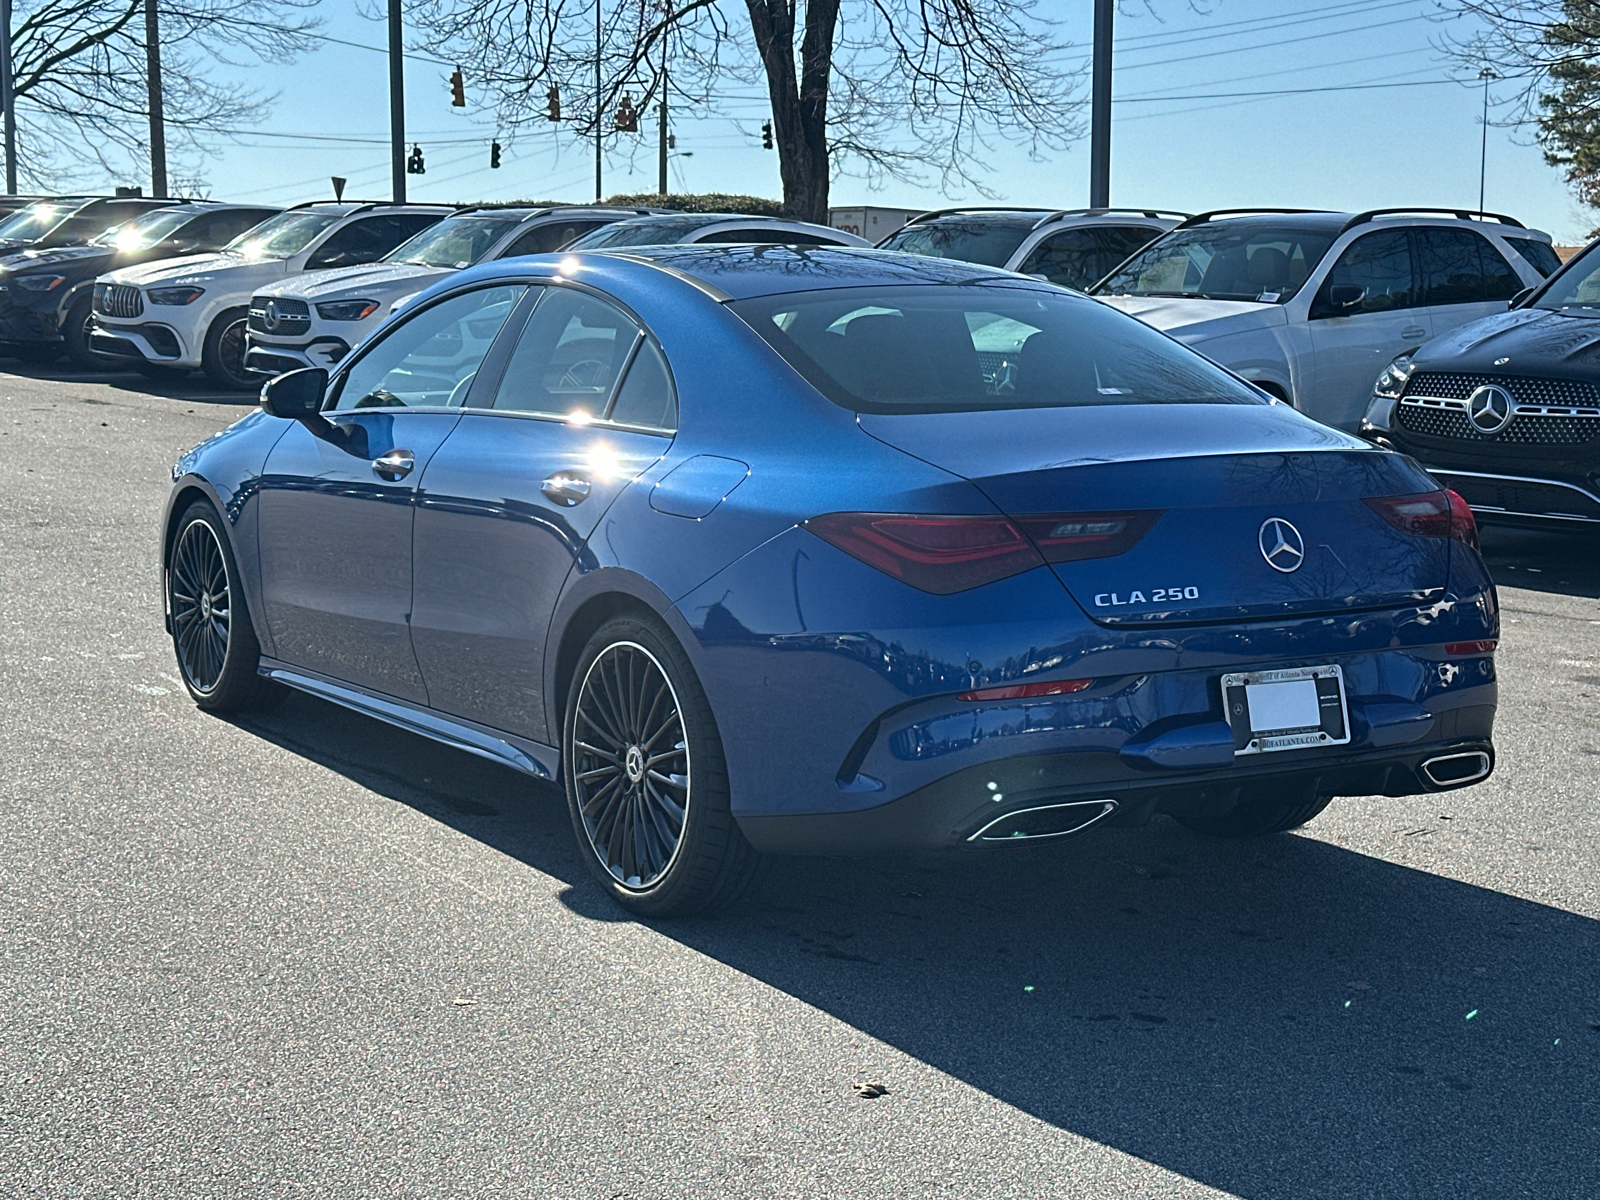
259,367,328,421
1508,287,1533,310
1327,283,1365,312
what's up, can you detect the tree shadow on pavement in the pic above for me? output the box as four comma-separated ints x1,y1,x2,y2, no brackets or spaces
232,689,1600,1200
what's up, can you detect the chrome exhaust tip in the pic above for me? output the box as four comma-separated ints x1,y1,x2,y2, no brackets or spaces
1420,751,1492,789
968,799,1118,843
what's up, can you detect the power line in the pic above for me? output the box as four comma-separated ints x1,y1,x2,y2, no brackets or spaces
1113,0,1418,53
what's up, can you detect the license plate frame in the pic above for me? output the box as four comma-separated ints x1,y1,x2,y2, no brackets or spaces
1221,664,1350,756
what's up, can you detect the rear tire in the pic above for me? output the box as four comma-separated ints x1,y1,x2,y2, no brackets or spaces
201,307,255,391
1171,784,1332,838
63,292,105,369
167,501,285,712
563,614,762,917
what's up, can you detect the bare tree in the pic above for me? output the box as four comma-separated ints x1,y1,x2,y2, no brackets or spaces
1444,1,1600,207
401,0,1084,221
7,0,320,191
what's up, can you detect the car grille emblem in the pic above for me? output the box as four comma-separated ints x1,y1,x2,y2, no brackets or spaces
263,299,281,332
1466,383,1514,434
1493,357,1510,366
1258,517,1304,573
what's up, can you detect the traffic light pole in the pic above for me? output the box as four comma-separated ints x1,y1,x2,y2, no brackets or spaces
0,0,15,195
1089,0,1112,209
389,0,406,203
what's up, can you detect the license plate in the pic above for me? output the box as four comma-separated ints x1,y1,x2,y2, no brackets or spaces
1221,665,1350,756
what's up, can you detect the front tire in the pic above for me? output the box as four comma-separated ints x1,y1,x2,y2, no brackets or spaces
563,615,761,917
1171,783,1332,838
63,293,105,369
167,501,284,712
201,307,255,390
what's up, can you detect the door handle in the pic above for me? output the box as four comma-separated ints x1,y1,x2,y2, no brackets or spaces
372,449,415,481
541,472,592,507
1401,325,1427,341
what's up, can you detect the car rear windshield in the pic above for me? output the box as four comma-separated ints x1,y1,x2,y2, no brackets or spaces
566,215,724,248
729,284,1266,414
224,211,340,259
387,215,524,268
876,218,1036,268
1095,224,1337,302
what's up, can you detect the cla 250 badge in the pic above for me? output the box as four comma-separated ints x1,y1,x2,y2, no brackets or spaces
1094,586,1200,607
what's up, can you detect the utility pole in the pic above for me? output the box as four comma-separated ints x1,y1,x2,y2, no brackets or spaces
657,63,668,196
0,0,15,195
594,0,603,202
145,0,167,197
1478,66,1497,216
1089,0,1112,209
389,0,406,203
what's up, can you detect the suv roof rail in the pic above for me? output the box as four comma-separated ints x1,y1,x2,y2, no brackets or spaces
286,199,457,212
901,205,1054,226
1176,208,1335,228
1339,207,1526,233
450,203,667,218
1031,207,1191,230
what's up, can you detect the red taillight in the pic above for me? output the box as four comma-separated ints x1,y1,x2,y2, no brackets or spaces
1445,488,1480,550
804,510,1160,594
958,678,1094,702
1445,640,1496,655
1364,489,1479,548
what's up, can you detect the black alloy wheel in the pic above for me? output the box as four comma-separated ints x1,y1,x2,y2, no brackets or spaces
564,615,760,916
201,306,255,391
63,292,105,369
167,502,283,712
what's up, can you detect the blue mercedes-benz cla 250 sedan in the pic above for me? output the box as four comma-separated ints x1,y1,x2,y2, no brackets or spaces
160,246,1498,915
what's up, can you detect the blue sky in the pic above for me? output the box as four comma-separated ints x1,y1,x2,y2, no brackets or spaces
171,0,1592,244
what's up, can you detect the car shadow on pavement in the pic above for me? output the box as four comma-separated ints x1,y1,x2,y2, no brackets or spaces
0,359,253,404
232,689,1600,1200
1480,525,1600,600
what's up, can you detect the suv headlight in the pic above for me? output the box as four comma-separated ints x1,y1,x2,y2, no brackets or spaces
1364,354,1415,432
14,273,65,292
147,285,205,305
316,299,380,321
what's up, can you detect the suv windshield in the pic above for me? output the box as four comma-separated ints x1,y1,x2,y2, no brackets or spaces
0,200,88,243
1532,248,1600,312
731,284,1265,415
224,211,340,260
1096,224,1337,302
386,215,524,268
567,215,725,248
877,218,1037,268
90,209,192,250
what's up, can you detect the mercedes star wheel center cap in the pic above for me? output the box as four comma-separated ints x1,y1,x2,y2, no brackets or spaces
1466,384,1514,435
1259,517,1305,573
624,745,645,785
200,593,212,620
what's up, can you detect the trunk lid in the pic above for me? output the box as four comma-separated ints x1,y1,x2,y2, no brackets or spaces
858,405,1452,626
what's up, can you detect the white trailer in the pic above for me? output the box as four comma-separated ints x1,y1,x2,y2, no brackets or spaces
827,206,924,245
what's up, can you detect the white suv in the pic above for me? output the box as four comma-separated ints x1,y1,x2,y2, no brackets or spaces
90,201,453,388
876,206,1184,290
1091,208,1559,430
243,205,662,377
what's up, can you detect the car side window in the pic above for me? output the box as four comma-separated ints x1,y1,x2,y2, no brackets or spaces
1320,230,1415,313
500,220,611,257
330,285,526,410
1017,229,1104,289
608,339,676,430
1504,236,1562,278
486,287,641,418
1419,228,1522,305
307,214,441,269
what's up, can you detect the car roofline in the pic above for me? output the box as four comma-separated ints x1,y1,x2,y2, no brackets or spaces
1338,207,1527,233
1175,208,1339,229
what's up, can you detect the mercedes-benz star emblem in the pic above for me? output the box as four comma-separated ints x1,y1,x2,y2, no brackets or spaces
263,299,281,332
1466,384,1514,435
1258,517,1305,574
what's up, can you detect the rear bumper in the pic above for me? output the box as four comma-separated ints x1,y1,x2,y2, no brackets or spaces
737,714,1496,855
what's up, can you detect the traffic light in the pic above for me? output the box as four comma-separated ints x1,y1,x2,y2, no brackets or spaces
546,86,561,121
450,68,466,107
761,121,773,150
615,95,639,133
407,144,425,174
490,140,501,169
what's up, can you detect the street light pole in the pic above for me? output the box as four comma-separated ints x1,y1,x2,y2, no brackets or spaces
0,0,15,195
389,0,406,203
1089,0,1112,208
594,0,603,203
1478,66,1496,216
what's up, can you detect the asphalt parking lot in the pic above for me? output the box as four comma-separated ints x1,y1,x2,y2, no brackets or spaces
2,364,1597,1200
